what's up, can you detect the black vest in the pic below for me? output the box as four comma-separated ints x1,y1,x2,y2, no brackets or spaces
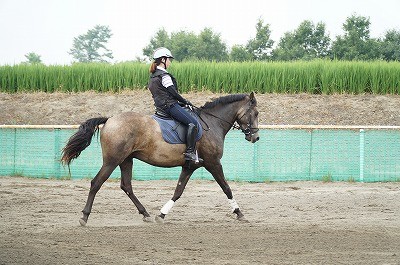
148,69,179,109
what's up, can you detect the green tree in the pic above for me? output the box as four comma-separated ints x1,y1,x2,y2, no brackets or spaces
169,30,198,61
272,20,331,61
246,18,274,60
381,29,400,61
230,45,253,62
69,25,113,63
24,52,42,64
331,14,380,60
143,28,171,59
143,28,228,61
194,28,228,61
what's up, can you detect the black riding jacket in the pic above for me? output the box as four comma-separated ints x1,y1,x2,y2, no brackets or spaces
148,69,187,110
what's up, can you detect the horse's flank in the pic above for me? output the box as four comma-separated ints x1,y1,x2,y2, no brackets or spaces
102,112,187,167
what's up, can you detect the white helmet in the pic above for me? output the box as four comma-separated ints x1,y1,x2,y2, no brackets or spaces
153,47,174,60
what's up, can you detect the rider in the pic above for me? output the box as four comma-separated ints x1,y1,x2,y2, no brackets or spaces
148,47,198,162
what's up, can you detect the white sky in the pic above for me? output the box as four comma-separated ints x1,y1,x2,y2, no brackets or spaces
0,0,399,65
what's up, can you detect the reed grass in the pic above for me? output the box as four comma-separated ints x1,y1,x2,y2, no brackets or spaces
1,60,399,94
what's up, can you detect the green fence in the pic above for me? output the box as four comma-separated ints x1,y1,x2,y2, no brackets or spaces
1,126,399,182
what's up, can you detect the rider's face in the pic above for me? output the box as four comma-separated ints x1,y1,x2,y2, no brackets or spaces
165,57,172,68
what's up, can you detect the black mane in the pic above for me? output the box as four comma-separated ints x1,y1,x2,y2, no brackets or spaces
201,94,247,109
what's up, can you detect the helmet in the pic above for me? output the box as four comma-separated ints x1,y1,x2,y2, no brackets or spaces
153,47,174,60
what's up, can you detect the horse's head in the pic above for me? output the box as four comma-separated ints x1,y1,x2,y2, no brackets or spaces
236,92,260,143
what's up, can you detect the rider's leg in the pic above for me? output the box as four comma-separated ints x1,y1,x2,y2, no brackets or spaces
167,103,199,162
184,123,197,161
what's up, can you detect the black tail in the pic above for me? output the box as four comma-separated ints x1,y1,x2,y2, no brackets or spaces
61,117,109,166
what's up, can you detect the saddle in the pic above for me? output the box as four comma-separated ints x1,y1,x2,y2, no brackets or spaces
152,108,203,144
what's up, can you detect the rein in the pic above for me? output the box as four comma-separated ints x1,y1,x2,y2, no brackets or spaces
193,106,230,131
192,104,259,136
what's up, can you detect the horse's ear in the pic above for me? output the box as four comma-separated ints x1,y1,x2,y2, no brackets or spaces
249,92,255,100
249,92,257,105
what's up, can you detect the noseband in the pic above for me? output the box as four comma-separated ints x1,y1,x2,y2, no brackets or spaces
233,104,259,136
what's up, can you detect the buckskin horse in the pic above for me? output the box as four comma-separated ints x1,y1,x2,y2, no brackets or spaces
61,92,259,226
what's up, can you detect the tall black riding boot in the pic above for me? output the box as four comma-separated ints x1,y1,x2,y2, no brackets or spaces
184,123,197,161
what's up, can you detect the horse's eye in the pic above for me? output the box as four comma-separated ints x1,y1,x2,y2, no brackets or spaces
255,111,259,117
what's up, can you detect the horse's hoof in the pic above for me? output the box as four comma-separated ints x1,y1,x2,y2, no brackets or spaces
237,215,250,223
143,216,154,223
79,218,87,226
155,215,165,224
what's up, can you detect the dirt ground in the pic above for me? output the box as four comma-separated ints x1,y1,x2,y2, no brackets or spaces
1,90,400,125
1,91,400,264
0,177,399,264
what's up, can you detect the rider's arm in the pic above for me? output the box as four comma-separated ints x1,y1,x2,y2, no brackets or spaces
162,75,191,105
166,85,191,105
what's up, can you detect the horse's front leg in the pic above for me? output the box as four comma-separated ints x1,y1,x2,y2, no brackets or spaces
155,167,196,223
205,162,248,222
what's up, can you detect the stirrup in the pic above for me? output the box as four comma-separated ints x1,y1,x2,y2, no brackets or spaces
184,150,202,163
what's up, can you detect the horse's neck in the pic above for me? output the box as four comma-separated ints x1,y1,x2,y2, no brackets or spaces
203,102,241,134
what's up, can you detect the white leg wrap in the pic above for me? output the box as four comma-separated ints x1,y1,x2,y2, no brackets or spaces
160,200,175,215
228,198,239,212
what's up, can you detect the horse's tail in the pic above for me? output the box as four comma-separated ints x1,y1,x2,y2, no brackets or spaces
61,117,109,166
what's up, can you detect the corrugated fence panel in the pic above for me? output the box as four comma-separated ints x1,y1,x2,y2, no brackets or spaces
0,129,15,176
1,127,399,182
220,130,257,181
310,130,360,181
257,130,312,182
364,130,400,182
14,128,56,178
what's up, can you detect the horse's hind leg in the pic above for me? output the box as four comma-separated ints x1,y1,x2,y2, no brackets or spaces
80,164,117,226
119,158,152,222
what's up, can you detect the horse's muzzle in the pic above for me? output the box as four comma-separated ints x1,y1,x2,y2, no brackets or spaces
246,132,260,143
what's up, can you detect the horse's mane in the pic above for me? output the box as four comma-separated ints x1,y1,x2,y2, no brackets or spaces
201,94,247,109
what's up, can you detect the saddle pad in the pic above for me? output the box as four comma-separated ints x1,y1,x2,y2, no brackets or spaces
152,115,202,144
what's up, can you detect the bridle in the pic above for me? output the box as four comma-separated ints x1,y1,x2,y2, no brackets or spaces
194,101,259,137
233,103,259,136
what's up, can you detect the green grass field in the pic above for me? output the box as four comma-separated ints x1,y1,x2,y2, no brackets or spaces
1,60,399,94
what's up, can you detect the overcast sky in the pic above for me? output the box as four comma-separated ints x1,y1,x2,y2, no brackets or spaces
0,0,399,65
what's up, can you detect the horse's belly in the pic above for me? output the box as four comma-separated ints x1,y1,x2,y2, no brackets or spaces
134,149,185,167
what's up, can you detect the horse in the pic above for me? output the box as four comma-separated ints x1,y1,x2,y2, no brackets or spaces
61,92,260,226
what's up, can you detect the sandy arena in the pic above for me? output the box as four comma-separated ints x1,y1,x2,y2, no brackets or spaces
0,177,399,264
1,91,400,264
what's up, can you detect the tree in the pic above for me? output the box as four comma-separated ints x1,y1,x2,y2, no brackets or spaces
69,25,113,63
143,28,228,61
143,28,171,59
331,14,380,60
246,18,274,60
169,30,198,61
381,29,400,61
24,52,42,64
272,20,331,61
194,28,228,61
230,45,253,62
